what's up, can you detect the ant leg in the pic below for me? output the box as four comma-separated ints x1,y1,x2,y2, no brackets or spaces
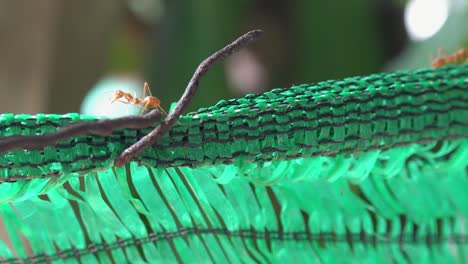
111,98,128,104
143,82,165,114
140,101,150,114
157,106,168,116
143,82,153,97
142,82,148,98
114,99,131,114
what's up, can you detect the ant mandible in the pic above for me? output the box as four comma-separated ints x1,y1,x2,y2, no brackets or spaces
110,82,168,116
432,48,468,68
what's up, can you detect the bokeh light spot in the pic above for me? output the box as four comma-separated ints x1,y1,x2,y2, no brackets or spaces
404,0,448,41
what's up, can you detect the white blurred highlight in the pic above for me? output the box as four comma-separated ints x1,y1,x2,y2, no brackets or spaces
404,0,448,41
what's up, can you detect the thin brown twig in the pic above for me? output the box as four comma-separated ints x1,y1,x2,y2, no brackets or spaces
0,110,162,152
114,29,263,167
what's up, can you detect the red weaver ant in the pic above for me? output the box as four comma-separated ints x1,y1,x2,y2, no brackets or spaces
109,82,168,116
432,48,468,68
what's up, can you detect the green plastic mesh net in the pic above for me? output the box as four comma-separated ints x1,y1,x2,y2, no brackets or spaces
0,65,467,263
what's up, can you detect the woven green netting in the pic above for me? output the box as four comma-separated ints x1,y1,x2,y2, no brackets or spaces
0,65,467,263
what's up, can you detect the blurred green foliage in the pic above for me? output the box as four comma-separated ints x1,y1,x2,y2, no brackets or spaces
141,1,387,112
146,1,249,112
291,0,384,82
107,33,144,73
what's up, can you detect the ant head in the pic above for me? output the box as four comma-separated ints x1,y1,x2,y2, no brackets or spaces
103,90,125,103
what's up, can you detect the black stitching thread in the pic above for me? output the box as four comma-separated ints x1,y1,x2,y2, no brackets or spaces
2,228,466,263
0,82,464,155
2,120,467,174
0,154,108,169
194,67,467,113
4,120,468,176
137,131,468,167
191,85,467,119
145,122,468,154
3,97,467,156
6,97,468,153
194,80,466,114
0,166,97,183
0,110,163,153
1,85,464,143
3,130,465,183
156,106,468,148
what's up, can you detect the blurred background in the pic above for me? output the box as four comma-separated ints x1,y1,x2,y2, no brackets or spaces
0,0,467,116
